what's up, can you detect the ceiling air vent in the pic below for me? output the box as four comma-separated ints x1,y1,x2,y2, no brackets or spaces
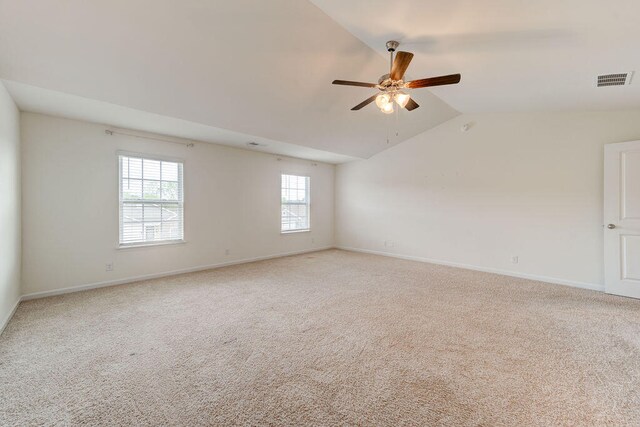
597,72,633,87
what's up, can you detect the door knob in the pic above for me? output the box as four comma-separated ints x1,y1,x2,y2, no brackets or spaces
607,224,616,229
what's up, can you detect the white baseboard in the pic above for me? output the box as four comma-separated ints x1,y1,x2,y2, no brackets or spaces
21,246,334,301
0,297,21,337
9,245,604,331
337,246,605,292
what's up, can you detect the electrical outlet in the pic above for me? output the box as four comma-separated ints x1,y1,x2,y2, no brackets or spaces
311,238,315,244
225,249,230,256
105,263,113,272
384,240,395,248
511,256,519,264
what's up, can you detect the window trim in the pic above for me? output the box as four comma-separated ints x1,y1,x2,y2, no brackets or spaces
281,229,311,235
116,239,186,250
117,151,185,248
280,173,311,234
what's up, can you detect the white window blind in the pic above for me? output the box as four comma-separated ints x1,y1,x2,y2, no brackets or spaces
281,174,310,232
119,154,184,246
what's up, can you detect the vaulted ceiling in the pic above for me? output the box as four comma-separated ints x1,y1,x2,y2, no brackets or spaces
1,1,639,163
311,0,640,113
0,0,458,161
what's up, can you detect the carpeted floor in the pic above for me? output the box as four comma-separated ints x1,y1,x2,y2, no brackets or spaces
1,249,639,426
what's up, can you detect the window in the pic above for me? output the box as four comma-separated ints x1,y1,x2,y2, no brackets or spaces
281,174,310,232
119,154,184,246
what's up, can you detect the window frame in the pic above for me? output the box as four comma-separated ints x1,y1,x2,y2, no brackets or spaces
280,173,311,234
117,151,185,248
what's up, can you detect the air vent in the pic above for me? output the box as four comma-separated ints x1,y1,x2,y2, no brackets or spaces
597,72,633,87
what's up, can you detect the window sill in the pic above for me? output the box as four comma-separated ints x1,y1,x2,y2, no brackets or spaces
281,229,311,234
117,240,186,250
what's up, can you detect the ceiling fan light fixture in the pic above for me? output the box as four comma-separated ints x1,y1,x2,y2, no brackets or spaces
375,93,391,108
332,41,461,113
394,92,410,108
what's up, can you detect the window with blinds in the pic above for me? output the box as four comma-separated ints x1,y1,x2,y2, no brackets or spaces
119,154,184,246
281,174,310,232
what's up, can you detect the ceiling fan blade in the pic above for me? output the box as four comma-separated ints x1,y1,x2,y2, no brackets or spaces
405,74,461,89
333,80,378,88
390,51,414,81
404,98,420,111
351,94,377,111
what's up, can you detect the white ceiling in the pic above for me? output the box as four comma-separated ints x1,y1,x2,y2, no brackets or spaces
4,1,638,163
3,80,357,164
311,0,640,113
0,0,459,161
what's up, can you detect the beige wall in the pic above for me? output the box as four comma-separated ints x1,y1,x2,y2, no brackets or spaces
0,82,21,330
336,111,640,289
21,113,335,296
16,109,640,299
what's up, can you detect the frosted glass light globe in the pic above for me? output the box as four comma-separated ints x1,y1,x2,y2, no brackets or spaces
381,102,394,114
394,92,410,108
375,93,391,108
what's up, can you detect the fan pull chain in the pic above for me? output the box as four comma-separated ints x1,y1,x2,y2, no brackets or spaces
386,119,390,144
395,106,399,137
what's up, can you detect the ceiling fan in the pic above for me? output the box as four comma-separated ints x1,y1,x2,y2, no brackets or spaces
332,40,461,114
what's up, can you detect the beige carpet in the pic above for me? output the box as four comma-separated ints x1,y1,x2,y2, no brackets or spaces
1,249,639,426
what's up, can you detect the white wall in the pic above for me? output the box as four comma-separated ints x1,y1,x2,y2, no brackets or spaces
21,113,334,296
0,82,21,329
18,109,640,298
336,111,640,289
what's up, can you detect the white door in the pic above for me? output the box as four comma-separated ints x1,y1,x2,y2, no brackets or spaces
604,140,640,298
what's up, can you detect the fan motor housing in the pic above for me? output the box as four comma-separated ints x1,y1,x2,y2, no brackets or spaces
378,74,404,90
378,73,390,85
